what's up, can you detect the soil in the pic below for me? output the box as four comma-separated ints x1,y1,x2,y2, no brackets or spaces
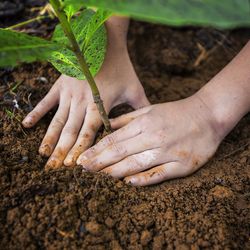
0,2,250,249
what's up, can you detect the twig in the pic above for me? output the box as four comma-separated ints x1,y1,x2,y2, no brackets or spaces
6,16,47,30
193,43,208,67
55,227,74,239
0,81,23,96
73,167,82,186
218,141,250,161
194,33,229,67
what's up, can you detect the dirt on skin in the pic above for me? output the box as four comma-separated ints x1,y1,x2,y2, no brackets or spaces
0,2,250,249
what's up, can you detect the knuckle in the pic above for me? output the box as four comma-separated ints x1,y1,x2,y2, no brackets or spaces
53,117,65,127
102,134,116,147
78,135,93,148
60,83,70,93
127,156,142,171
63,125,78,136
87,146,97,155
139,115,151,130
38,98,48,109
81,132,91,140
88,103,98,112
110,142,127,156
74,95,84,106
89,122,99,133
156,168,168,179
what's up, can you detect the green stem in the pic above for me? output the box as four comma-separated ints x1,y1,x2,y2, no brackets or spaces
6,16,47,30
49,0,111,132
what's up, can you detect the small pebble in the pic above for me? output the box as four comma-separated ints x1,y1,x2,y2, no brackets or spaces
21,156,29,163
37,77,48,84
141,230,152,246
85,221,103,236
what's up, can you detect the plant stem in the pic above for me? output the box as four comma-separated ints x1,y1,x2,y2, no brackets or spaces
49,0,112,132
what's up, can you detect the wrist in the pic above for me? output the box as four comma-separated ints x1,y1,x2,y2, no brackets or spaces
196,81,250,141
195,41,250,140
105,16,129,52
195,89,230,141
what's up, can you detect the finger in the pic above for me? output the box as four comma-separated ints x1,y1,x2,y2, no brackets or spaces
64,104,102,167
76,118,143,165
39,98,70,157
124,162,188,186
101,148,165,179
77,133,157,172
22,85,59,128
110,105,152,129
45,100,86,170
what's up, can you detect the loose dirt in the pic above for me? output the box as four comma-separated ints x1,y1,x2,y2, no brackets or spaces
0,1,249,249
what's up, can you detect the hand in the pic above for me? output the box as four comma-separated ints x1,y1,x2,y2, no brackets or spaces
22,46,149,169
77,94,223,186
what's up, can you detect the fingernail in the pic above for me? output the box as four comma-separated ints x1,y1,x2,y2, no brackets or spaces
22,116,33,127
82,167,87,172
64,155,73,167
39,144,52,157
125,177,136,185
79,162,88,170
45,158,60,170
76,155,87,165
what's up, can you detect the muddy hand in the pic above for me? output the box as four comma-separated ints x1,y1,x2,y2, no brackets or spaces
77,41,250,186
22,17,150,170
22,51,149,170
77,95,223,186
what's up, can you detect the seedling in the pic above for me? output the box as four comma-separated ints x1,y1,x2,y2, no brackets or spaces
0,0,249,131
0,0,113,131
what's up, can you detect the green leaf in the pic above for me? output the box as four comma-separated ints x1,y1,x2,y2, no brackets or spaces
83,9,112,49
62,1,83,20
49,9,108,80
65,0,250,28
0,29,60,67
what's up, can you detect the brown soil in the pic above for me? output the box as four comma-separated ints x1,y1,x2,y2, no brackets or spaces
0,2,250,249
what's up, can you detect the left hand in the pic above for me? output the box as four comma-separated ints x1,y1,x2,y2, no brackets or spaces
77,94,223,186
22,46,149,170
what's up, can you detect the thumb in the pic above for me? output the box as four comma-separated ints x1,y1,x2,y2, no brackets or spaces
110,105,152,130
128,85,151,110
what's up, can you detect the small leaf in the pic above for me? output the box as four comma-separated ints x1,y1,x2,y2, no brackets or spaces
50,9,107,80
65,0,250,28
62,1,83,20
0,29,60,67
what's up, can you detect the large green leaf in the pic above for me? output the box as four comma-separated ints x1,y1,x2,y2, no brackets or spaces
0,29,60,67
83,9,112,49
64,0,250,28
49,9,108,80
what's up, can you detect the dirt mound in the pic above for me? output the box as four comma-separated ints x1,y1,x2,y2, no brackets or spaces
0,3,250,249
